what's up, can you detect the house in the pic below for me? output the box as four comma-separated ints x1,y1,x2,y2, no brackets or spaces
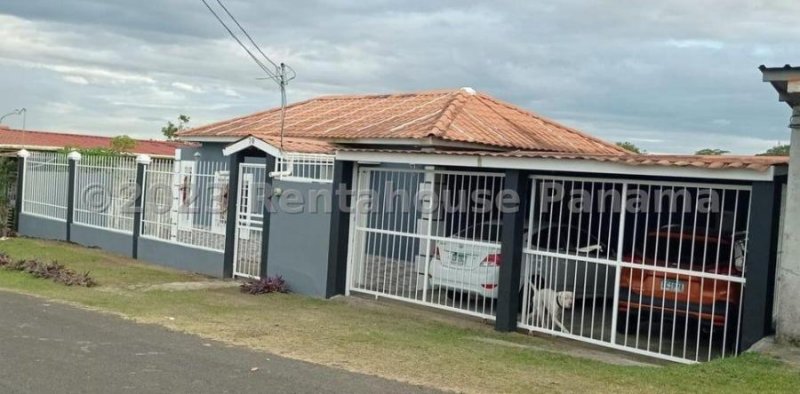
14,87,790,364
0,126,189,158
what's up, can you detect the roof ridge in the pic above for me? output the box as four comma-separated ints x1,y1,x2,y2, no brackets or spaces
475,93,630,155
428,89,472,137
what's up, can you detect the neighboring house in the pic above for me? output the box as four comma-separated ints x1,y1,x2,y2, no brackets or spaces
0,126,190,158
14,87,790,364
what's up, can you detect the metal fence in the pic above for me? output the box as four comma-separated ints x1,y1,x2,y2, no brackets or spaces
73,154,138,233
347,167,506,319
275,152,334,183
518,176,751,363
141,159,229,252
21,152,69,221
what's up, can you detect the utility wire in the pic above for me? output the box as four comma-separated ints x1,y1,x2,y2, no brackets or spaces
200,0,293,154
214,0,279,71
200,0,280,83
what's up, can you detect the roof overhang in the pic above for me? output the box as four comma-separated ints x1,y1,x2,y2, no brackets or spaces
336,150,783,182
760,65,800,108
222,135,282,158
331,137,507,151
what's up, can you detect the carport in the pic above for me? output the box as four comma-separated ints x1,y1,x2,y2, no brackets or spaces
327,149,788,363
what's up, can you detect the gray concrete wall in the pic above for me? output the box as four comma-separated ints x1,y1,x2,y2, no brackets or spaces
18,214,67,241
266,179,332,297
138,237,224,277
71,224,133,257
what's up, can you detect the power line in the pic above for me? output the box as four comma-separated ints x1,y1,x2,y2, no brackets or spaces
200,0,295,152
214,0,279,71
199,0,280,83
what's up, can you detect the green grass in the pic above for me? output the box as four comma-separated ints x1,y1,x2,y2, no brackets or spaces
1,238,797,393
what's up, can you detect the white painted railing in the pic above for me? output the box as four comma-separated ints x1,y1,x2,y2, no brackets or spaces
21,151,69,221
141,159,229,252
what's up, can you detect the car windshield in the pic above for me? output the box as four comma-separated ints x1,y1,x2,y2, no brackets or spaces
455,223,501,242
643,233,740,268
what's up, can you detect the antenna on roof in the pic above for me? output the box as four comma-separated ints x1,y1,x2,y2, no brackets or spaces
200,0,295,153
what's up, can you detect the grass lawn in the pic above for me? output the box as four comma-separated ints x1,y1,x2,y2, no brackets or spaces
1,238,798,393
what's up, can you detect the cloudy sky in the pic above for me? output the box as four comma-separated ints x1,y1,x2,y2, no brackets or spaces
0,0,798,154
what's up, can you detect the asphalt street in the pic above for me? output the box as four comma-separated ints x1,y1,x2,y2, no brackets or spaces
0,291,437,393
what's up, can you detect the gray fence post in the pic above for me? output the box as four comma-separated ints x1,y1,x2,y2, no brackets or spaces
259,154,276,279
131,154,151,259
740,180,782,351
13,149,29,233
495,169,531,332
223,151,244,278
326,160,354,298
66,151,81,242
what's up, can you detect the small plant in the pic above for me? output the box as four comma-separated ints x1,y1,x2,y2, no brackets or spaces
0,253,96,287
239,275,288,295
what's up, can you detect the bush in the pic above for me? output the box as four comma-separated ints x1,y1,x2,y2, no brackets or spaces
239,275,288,295
0,253,97,287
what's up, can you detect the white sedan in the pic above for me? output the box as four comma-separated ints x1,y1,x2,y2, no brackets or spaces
429,221,615,300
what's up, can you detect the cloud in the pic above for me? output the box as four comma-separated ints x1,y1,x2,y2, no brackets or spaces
62,75,89,85
665,39,725,50
171,81,204,93
0,0,798,153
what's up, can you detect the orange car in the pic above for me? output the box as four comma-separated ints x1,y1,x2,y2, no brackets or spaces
617,226,746,340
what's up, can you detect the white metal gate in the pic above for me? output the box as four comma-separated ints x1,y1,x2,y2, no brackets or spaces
518,176,750,363
347,166,506,319
233,163,265,279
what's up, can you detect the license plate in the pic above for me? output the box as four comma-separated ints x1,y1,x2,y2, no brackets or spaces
661,279,685,293
450,252,467,265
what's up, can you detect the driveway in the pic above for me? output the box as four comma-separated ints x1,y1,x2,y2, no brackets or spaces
0,291,436,394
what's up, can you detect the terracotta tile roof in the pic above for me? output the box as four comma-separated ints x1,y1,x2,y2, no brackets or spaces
179,88,627,155
340,148,789,172
0,126,192,158
258,135,335,154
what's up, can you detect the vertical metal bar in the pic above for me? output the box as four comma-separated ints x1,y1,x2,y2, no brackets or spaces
422,167,434,303
610,183,628,345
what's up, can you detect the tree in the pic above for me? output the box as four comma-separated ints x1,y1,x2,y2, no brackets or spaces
161,114,190,140
694,148,729,156
616,141,646,154
110,135,136,153
757,144,790,156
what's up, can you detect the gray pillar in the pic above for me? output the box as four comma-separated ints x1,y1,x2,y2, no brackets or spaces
223,152,244,278
740,181,782,350
776,106,800,344
66,151,80,242
259,154,276,279
326,160,354,298
13,150,28,233
131,154,151,259
495,169,531,332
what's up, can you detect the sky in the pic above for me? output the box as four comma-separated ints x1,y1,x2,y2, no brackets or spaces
0,0,798,154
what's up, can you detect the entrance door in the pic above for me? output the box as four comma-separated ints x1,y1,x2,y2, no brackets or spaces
232,163,264,279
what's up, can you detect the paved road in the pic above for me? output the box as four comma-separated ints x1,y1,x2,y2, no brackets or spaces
0,291,436,394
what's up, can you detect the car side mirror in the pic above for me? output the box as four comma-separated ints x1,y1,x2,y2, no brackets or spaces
576,244,603,254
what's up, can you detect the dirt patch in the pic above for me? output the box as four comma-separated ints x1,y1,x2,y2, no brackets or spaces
128,281,241,292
